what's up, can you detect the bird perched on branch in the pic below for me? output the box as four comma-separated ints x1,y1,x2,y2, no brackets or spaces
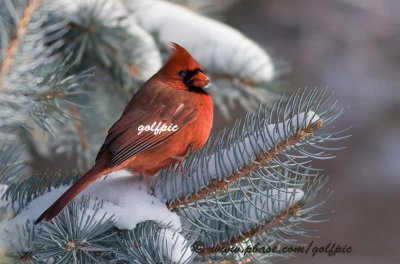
35,43,213,224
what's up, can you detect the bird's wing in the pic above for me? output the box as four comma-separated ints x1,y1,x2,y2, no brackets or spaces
96,102,198,167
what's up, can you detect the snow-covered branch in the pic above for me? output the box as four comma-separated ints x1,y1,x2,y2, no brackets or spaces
124,0,274,84
154,90,343,208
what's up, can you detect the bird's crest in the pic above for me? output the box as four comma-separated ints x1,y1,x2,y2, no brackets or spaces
168,42,192,59
164,42,202,72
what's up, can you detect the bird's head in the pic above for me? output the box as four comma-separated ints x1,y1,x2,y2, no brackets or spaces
157,42,211,93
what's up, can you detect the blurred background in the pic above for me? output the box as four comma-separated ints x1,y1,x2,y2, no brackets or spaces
224,0,400,263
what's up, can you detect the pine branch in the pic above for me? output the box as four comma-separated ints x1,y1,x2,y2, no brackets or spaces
156,89,344,209
34,197,117,263
30,60,93,135
153,89,347,263
199,203,302,256
193,175,330,263
69,105,90,170
60,0,161,91
3,169,81,211
2,222,36,264
62,68,132,166
0,144,25,184
0,0,92,138
167,120,322,211
117,221,195,264
0,0,43,91
211,78,281,118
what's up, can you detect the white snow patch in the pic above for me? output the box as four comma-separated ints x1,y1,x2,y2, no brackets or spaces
123,0,274,83
83,173,181,230
0,171,183,259
158,228,192,263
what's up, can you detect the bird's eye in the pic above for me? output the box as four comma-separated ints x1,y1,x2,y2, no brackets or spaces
178,70,187,78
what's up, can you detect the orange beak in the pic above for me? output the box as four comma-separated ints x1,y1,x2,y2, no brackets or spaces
189,71,211,89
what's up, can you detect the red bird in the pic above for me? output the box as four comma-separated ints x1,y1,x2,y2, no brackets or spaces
35,43,213,224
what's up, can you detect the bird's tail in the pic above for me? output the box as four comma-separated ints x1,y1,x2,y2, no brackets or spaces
34,163,106,225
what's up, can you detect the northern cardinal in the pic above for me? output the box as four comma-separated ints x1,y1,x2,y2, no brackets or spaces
35,43,213,224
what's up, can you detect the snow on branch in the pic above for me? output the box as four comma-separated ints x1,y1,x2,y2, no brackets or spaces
165,112,321,211
0,172,187,262
154,89,345,209
60,0,162,87
34,199,116,263
124,0,274,84
118,221,194,263
171,0,239,18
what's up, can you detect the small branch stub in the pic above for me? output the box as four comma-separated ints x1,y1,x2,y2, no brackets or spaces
64,240,77,251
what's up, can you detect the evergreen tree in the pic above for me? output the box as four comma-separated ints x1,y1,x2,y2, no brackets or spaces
0,0,349,263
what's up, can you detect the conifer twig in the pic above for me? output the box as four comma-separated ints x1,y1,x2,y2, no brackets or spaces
199,203,302,255
168,120,323,211
69,105,90,170
0,0,43,91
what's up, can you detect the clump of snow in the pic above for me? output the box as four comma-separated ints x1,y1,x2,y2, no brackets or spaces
158,228,193,263
83,170,181,230
175,0,239,17
123,0,274,83
0,170,187,260
304,111,320,125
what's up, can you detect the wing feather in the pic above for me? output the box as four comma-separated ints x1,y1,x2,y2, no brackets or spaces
96,101,198,167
